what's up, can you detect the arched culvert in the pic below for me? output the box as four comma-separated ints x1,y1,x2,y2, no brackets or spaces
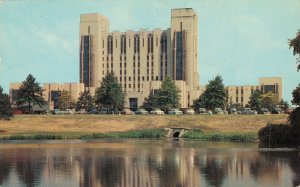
173,132,180,138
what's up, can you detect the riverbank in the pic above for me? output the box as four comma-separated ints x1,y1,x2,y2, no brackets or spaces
0,114,288,142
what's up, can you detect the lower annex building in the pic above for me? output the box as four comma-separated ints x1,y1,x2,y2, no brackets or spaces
9,8,283,110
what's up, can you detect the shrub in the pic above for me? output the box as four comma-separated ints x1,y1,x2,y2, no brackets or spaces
182,130,257,142
288,107,300,127
258,123,299,146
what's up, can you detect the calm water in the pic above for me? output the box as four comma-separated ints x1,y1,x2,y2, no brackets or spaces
0,139,299,187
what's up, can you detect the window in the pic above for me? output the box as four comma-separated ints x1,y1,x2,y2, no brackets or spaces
107,35,113,54
147,34,153,53
134,34,140,53
120,35,126,54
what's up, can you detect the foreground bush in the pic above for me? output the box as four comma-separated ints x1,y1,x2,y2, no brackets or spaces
258,123,300,146
0,134,63,140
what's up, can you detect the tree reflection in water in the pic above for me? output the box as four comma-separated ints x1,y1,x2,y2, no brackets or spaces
199,159,227,187
0,142,299,187
15,149,45,187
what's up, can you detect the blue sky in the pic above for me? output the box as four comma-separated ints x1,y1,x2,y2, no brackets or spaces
0,0,299,103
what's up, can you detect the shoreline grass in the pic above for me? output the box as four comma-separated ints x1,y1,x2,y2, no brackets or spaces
0,114,287,142
0,129,258,142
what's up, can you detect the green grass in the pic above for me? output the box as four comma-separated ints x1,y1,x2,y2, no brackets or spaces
0,129,257,142
0,134,63,140
182,130,257,142
80,129,165,139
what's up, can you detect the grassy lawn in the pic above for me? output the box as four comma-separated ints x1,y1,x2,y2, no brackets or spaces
0,114,288,140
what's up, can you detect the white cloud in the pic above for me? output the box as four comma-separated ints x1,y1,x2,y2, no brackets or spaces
36,28,74,55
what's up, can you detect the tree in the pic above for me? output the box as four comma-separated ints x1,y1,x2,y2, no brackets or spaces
142,91,158,111
289,30,300,71
16,74,46,114
288,30,300,126
0,86,13,120
260,92,279,111
76,90,94,112
156,77,181,112
289,84,300,126
58,90,76,110
142,77,181,112
94,72,125,111
248,90,262,111
279,99,289,111
193,75,226,110
192,94,206,111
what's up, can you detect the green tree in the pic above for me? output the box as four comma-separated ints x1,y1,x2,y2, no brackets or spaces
76,90,94,112
289,84,300,126
289,30,300,71
142,77,181,112
0,86,13,120
58,90,76,110
94,72,125,111
192,94,206,111
142,91,158,111
248,90,262,111
260,92,278,111
156,77,181,112
193,75,226,110
289,30,300,126
16,74,46,114
278,99,289,111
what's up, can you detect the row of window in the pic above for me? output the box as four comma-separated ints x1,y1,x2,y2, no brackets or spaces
103,34,168,55
119,76,163,82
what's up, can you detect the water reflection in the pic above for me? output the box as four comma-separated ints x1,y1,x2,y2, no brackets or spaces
0,140,299,187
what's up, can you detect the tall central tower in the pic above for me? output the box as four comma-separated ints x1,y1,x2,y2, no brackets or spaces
171,8,199,90
79,13,109,88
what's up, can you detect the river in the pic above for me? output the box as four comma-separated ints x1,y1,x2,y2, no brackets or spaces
0,139,299,187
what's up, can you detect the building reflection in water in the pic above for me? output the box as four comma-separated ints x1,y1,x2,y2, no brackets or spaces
0,141,299,187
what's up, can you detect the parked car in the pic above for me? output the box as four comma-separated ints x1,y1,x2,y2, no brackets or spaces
214,108,224,114
198,108,207,115
168,108,183,115
52,109,62,115
258,108,270,114
284,108,293,114
77,109,87,114
242,108,257,115
64,109,75,115
121,108,134,115
184,108,195,115
229,108,237,114
150,108,165,115
135,108,148,115
271,107,282,114
88,108,99,114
